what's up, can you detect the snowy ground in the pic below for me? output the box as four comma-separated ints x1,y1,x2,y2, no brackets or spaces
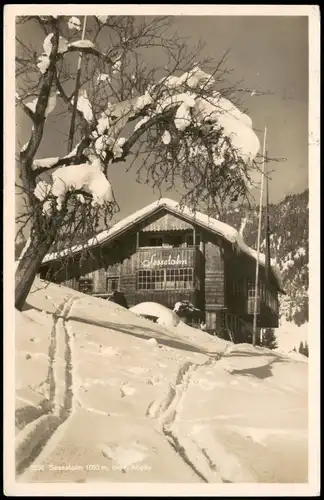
15,278,308,485
275,319,308,353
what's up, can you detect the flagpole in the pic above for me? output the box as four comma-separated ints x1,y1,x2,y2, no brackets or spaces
252,126,267,347
67,15,88,154
264,150,271,284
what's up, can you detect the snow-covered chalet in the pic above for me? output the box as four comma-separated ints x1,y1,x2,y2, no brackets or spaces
39,198,283,340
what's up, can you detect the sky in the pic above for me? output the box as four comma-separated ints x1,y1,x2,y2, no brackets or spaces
16,14,309,227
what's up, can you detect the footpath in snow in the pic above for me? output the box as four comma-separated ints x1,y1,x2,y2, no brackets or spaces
15,278,308,483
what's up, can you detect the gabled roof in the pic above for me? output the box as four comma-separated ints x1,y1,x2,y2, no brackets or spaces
42,197,283,289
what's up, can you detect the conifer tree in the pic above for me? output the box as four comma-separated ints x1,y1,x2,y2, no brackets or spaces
260,328,278,350
303,341,309,357
298,341,304,355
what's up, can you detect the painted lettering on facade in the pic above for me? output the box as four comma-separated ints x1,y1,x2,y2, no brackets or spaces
141,254,187,267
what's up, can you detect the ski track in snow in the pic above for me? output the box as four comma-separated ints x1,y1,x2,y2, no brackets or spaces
16,296,79,476
17,300,307,483
146,355,230,483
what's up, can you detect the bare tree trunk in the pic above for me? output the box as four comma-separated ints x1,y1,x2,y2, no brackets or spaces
15,232,57,311
15,205,68,311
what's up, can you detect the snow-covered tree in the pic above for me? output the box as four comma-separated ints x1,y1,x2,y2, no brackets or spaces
15,15,262,310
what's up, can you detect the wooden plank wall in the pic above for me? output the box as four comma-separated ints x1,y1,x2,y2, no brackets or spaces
223,241,279,326
204,234,225,311
140,211,194,232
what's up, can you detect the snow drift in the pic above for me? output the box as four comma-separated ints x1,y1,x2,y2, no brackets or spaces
130,302,181,327
15,277,308,485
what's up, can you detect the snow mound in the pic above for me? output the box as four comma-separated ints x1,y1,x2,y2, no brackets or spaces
275,349,308,363
130,302,181,327
218,343,277,373
15,277,309,485
146,338,159,348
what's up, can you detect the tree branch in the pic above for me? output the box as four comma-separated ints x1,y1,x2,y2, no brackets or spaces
19,18,60,210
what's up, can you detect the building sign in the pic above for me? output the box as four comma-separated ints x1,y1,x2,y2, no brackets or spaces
141,253,187,268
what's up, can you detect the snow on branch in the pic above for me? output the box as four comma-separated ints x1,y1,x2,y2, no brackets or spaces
33,157,60,170
20,20,61,185
155,66,215,93
192,92,260,161
32,141,83,171
96,16,109,24
67,16,81,31
33,66,260,185
43,33,69,56
68,40,95,50
34,157,114,214
65,41,113,63
30,63,260,220
37,54,51,74
71,89,94,123
25,91,58,118
35,33,114,75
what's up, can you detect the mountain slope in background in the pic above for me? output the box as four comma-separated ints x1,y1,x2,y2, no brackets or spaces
219,189,309,351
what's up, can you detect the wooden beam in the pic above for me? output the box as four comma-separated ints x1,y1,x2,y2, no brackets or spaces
136,231,140,249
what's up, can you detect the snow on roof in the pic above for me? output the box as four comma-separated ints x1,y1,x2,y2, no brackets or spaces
42,197,282,288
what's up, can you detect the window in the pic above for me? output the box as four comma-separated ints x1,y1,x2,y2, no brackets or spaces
166,234,183,248
186,233,201,247
137,268,194,290
148,237,164,247
106,277,119,293
247,286,260,314
165,268,193,289
137,270,152,290
151,269,165,289
78,278,93,294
